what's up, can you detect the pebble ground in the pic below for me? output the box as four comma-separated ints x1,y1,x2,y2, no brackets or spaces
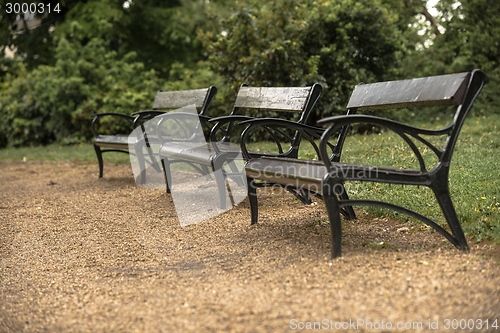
1,161,499,332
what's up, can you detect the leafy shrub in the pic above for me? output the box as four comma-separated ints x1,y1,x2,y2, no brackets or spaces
0,32,161,147
199,0,404,124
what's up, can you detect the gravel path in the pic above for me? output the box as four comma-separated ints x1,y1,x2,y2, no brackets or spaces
1,161,499,333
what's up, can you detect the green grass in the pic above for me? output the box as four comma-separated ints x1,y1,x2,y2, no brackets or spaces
342,114,500,243
0,143,130,164
248,114,500,244
339,115,500,243
1,114,499,243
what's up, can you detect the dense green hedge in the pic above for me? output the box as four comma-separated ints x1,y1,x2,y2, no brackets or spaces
199,0,405,123
1,0,499,148
0,35,160,147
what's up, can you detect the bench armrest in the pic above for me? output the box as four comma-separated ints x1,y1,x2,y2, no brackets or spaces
238,118,330,161
130,110,167,126
131,110,164,116
318,115,450,135
318,115,453,172
207,116,255,153
90,112,135,120
209,115,254,124
154,112,212,145
90,113,136,137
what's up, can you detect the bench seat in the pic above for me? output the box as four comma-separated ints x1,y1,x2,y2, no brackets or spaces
158,141,241,166
246,157,425,191
246,157,326,188
94,134,132,150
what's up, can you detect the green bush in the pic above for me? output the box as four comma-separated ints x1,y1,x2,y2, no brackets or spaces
199,0,404,123
0,33,161,148
163,61,228,117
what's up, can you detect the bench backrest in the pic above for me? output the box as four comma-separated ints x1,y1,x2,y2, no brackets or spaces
152,86,218,115
233,85,321,122
137,86,217,142
346,72,470,111
343,70,485,166
222,84,322,148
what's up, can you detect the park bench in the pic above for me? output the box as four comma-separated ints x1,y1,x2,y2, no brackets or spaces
242,70,485,258
91,86,217,182
156,83,323,209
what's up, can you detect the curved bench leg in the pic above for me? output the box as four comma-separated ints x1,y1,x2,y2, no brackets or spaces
433,188,469,252
323,180,343,259
212,160,227,210
339,185,356,220
161,158,172,194
285,187,312,205
201,165,212,181
248,178,258,225
134,140,147,185
94,144,104,178
228,160,245,186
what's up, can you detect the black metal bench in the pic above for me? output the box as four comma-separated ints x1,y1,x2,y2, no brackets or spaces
91,86,217,182
242,70,485,259
157,84,323,209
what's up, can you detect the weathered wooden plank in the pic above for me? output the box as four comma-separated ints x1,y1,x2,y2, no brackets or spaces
234,86,313,112
152,88,210,109
347,72,470,111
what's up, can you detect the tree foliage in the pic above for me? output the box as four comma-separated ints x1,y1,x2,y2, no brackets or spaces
432,0,500,114
199,0,410,121
0,32,160,147
0,0,498,147
0,0,81,70
0,0,228,77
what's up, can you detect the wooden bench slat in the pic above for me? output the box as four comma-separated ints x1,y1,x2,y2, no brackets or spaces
245,157,326,188
246,157,429,192
153,88,214,110
347,72,470,110
234,86,314,111
94,134,132,149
